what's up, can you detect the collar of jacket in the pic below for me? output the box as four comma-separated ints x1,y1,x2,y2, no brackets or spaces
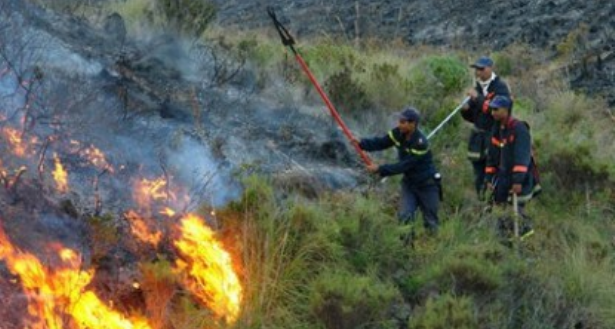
477,73,497,95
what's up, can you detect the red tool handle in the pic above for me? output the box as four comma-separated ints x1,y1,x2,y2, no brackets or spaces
268,7,372,166
293,55,373,166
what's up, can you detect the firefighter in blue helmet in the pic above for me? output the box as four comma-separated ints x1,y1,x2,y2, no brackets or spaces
485,95,538,240
461,56,511,200
355,107,441,234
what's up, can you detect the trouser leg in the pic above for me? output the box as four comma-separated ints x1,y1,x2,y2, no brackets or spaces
416,184,440,233
472,159,486,200
398,182,419,246
493,177,512,237
398,182,418,225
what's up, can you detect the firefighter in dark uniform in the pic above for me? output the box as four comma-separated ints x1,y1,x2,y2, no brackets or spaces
461,56,510,200
485,95,537,240
355,107,440,234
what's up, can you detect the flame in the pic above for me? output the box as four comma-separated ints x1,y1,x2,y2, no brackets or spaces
174,214,242,323
59,248,77,262
2,127,37,158
0,125,244,325
134,177,174,210
69,140,114,173
0,227,152,329
125,210,162,247
82,145,114,173
160,207,176,217
52,153,69,193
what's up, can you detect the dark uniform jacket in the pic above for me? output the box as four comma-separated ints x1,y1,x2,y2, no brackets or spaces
461,76,510,161
485,118,536,201
359,128,437,186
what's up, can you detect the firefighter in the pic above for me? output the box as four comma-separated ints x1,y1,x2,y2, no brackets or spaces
355,107,441,234
461,56,511,200
485,95,536,240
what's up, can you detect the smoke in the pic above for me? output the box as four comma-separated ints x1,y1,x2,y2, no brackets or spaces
0,71,23,117
165,137,241,207
0,8,243,215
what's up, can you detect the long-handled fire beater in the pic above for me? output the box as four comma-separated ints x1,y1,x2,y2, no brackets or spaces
267,7,373,167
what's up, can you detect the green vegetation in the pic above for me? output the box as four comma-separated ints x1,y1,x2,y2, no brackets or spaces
104,0,216,38
214,174,615,328
154,0,216,38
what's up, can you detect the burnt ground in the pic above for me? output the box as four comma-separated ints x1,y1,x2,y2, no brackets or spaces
212,0,615,106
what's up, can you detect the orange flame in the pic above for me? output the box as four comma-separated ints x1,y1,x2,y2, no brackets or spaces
69,140,114,173
174,214,242,323
82,145,114,173
125,210,162,247
0,227,152,329
52,153,69,193
3,127,37,158
134,177,174,210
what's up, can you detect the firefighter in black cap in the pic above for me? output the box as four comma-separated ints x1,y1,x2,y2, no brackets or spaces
355,107,441,235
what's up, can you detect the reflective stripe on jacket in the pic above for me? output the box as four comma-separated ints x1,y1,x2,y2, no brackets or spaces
359,128,437,185
485,117,536,200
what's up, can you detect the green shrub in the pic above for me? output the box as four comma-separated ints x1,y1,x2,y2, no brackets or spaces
424,56,468,94
406,241,505,299
409,293,477,329
300,42,360,79
364,61,412,111
546,146,611,190
405,67,441,112
402,55,468,117
227,174,275,213
309,269,400,329
491,44,543,77
107,0,216,38
331,194,405,275
154,0,216,38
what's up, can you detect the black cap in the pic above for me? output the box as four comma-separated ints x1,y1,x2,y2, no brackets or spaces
398,107,420,123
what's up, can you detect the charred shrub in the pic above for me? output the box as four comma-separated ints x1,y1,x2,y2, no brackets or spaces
324,66,372,115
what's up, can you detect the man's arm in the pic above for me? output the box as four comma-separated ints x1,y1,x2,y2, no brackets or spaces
484,129,498,185
512,123,532,186
377,143,429,177
358,132,395,152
